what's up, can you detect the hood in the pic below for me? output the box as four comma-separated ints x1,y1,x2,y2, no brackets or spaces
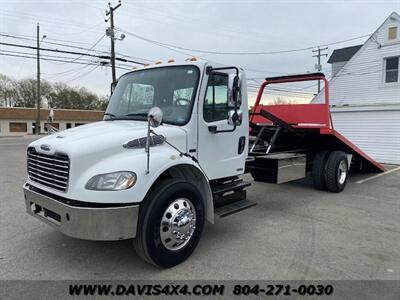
29,120,188,160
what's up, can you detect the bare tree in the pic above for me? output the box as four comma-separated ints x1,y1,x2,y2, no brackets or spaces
0,73,107,110
48,83,107,110
14,78,52,108
0,74,18,107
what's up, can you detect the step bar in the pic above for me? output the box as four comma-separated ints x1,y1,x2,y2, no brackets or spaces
215,199,257,218
211,179,256,218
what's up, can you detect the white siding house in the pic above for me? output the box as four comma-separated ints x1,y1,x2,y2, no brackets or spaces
314,12,400,164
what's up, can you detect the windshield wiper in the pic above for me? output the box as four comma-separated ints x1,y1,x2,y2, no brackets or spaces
104,112,118,120
124,113,148,117
104,112,147,121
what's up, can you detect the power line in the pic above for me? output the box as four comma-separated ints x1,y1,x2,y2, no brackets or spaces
63,65,101,83
0,9,104,35
119,28,370,56
0,41,146,65
0,52,129,70
0,32,110,53
0,34,313,77
54,34,106,65
0,31,155,63
0,49,99,63
3,30,375,78
42,64,94,78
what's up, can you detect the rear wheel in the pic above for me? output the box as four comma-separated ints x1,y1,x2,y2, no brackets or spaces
325,151,349,193
134,179,205,268
312,150,330,190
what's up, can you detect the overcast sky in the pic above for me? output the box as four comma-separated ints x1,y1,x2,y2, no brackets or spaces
1,0,399,103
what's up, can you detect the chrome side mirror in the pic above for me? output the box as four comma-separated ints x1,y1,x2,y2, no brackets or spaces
148,106,163,128
228,109,243,126
228,74,241,107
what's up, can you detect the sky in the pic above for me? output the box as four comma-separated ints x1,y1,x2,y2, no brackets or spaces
1,0,399,105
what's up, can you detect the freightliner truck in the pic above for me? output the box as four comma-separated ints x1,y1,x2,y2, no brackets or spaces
23,61,384,268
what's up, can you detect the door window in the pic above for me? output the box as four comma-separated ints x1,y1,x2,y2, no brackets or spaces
204,73,229,122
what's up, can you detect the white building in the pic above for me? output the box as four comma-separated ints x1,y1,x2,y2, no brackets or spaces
314,12,400,164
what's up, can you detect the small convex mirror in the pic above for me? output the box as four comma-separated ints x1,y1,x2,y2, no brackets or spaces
148,107,163,128
228,109,243,126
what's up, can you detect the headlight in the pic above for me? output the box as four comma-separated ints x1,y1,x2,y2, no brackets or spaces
85,171,137,191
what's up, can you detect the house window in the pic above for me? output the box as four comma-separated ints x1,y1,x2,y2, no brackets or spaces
203,73,229,122
388,26,398,40
66,123,72,129
385,56,399,83
9,122,27,132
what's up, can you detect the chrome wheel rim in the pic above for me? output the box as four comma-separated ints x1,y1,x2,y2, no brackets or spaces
160,198,196,251
338,160,348,185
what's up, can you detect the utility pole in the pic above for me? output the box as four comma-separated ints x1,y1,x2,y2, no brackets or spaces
36,23,41,135
106,0,122,85
312,46,328,93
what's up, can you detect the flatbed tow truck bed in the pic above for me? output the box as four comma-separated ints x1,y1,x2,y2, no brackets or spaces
244,73,384,188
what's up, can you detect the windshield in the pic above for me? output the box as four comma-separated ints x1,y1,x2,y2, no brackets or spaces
105,66,200,125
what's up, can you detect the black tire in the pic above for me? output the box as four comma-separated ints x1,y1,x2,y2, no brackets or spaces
325,151,349,193
312,150,330,190
134,179,205,268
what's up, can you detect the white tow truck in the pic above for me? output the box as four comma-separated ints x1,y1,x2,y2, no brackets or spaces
23,60,384,268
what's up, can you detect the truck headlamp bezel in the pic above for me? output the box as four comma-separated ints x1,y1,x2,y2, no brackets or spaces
85,171,137,191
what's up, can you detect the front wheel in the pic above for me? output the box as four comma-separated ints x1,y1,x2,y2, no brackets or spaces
134,179,205,268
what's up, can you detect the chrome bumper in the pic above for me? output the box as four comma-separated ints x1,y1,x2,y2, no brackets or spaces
23,184,139,241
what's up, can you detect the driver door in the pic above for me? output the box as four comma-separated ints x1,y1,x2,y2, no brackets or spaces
197,71,248,180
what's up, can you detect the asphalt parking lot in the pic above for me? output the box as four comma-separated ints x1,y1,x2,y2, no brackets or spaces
0,136,399,280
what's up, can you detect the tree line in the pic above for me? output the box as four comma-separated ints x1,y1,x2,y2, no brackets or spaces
0,74,108,111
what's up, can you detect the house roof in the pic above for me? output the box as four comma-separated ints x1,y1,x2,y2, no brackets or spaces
327,45,363,63
312,11,400,105
0,107,104,121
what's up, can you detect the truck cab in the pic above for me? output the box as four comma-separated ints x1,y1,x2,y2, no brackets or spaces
23,61,253,268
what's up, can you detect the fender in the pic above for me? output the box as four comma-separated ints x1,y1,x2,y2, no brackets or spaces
65,145,214,223
146,162,214,224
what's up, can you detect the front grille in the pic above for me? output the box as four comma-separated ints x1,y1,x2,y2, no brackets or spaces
27,147,70,192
